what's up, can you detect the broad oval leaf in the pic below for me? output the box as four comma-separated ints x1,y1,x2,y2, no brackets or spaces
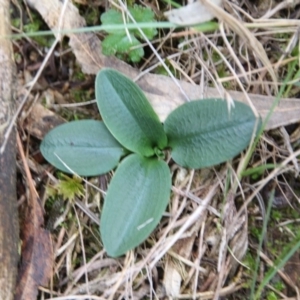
100,154,171,257
96,68,168,157
40,120,124,176
164,99,260,169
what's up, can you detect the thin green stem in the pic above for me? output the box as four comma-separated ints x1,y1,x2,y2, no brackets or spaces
239,59,298,180
160,0,182,8
246,61,297,299
249,190,274,300
9,21,219,40
254,234,300,299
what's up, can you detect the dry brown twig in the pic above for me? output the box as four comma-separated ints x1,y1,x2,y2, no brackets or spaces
0,1,19,299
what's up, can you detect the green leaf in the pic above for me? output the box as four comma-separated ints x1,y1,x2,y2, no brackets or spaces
40,120,124,176
101,9,125,34
100,6,157,62
102,33,144,63
102,34,121,56
96,68,168,156
164,99,260,169
100,6,157,40
129,5,157,39
127,44,144,63
100,154,171,257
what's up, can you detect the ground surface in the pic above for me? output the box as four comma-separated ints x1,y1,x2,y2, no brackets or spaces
8,0,300,299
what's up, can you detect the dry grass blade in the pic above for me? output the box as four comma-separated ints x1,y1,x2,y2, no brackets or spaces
202,0,278,92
